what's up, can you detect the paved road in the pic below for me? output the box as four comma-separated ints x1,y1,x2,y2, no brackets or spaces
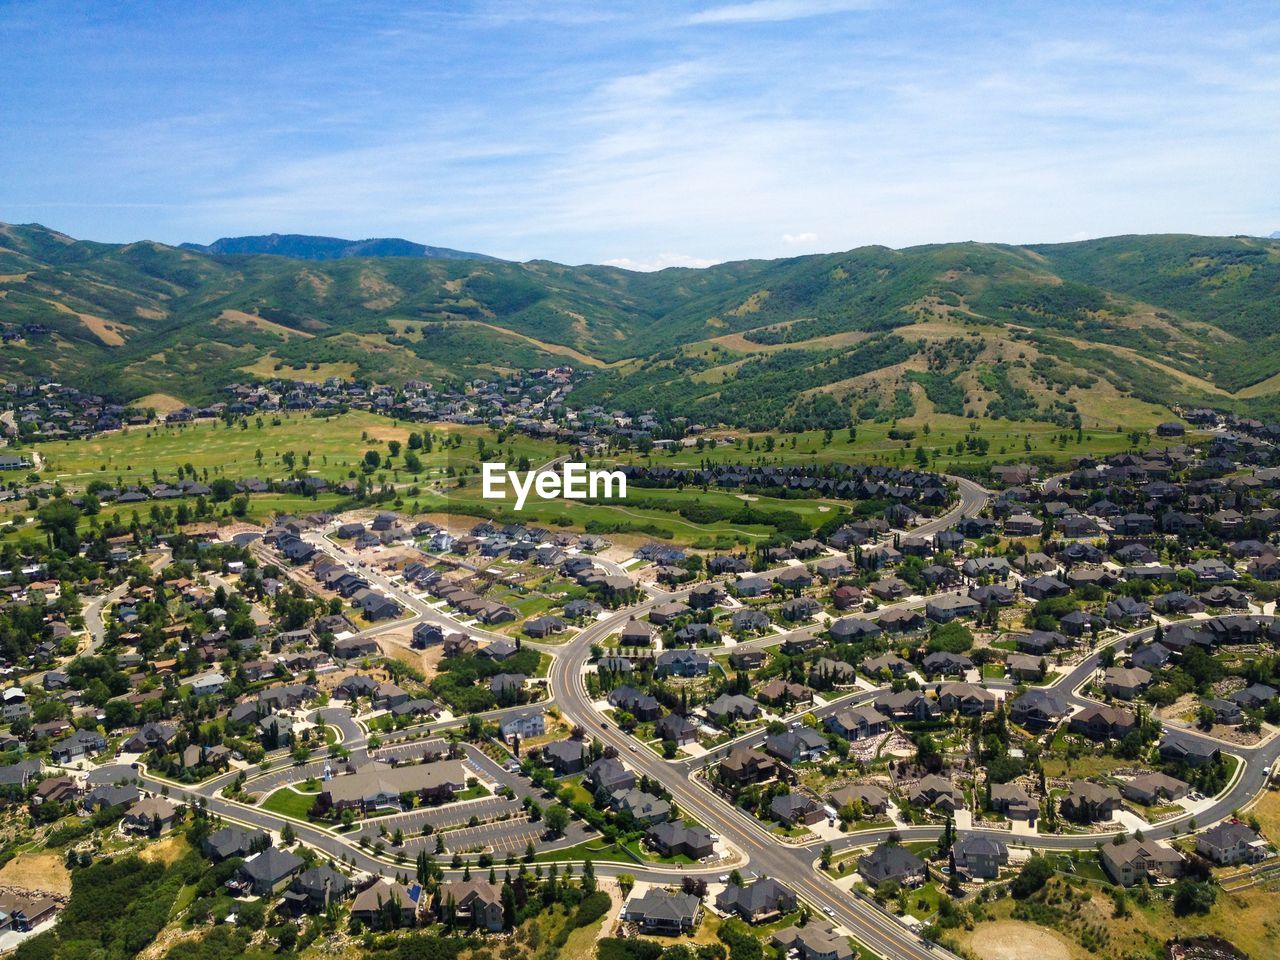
534,476,993,960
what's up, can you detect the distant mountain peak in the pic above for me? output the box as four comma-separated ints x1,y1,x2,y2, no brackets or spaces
179,232,500,262
1269,230,1280,239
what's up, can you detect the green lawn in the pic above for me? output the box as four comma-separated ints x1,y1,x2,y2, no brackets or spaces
259,787,320,820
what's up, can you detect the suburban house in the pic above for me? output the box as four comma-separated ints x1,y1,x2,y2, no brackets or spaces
1102,666,1153,700
585,757,636,795
352,880,419,927
989,782,1037,822
646,822,715,860
1120,772,1189,806
439,879,504,932
654,714,699,745
51,729,108,764
1069,705,1137,741
829,783,890,816
825,705,890,741
610,788,671,824
285,865,353,913
770,792,823,826
715,877,798,924
1196,822,1269,865
952,835,1009,880
1060,780,1123,823
719,747,777,787
771,924,855,960
622,889,702,935
202,826,269,861
858,842,927,887
1159,732,1220,767
1101,839,1185,887
239,848,305,896
498,710,545,742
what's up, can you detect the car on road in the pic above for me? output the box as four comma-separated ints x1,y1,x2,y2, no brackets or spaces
601,721,609,729
718,875,729,883
629,745,637,752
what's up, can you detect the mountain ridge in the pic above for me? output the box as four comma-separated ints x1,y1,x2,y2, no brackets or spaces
3,221,1280,427
179,232,501,262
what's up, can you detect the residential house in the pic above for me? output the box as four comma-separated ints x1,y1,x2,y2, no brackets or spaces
715,878,798,924
439,880,504,932
1196,822,1269,865
1101,839,1185,887
1060,780,1123,823
622,889,702,935
1121,772,1189,806
858,843,927,887
770,792,823,826
953,835,1009,880
646,822,715,860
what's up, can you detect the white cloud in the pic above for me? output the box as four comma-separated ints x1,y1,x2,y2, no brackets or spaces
601,253,721,272
687,0,880,26
6,3,1280,260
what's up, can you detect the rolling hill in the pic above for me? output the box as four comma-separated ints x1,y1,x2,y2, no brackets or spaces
2,221,1279,428
180,232,500,262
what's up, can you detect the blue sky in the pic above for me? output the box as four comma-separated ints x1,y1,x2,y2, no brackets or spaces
2,1,1277,267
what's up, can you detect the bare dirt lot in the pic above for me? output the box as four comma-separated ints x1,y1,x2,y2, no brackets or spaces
956,920,1073,960
0,851,72,896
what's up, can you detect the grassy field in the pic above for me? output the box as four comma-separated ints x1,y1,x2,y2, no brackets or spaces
422,482,844,545
602,415,1155,477
0,490,351,544
10,407,1175,548
31,410,565,487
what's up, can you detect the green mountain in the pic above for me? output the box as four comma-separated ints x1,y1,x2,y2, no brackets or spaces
180,232,500,262
2,221,1278,427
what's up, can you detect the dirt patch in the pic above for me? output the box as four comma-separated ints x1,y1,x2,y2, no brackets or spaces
958,920,1073,960
76,311,130,346
133,393,188,414
0,851,72,896
215,309,313,340
138,834,188,865
379,625,442,678
40,296,133,345
136,924,206,960
1155,693,1200,724
360,420,413,444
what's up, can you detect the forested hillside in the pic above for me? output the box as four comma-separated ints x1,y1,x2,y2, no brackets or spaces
2,222,1278,426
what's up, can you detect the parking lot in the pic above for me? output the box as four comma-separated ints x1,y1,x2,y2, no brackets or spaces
376,812,595,857
349,793,524,842
368,738,452,765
